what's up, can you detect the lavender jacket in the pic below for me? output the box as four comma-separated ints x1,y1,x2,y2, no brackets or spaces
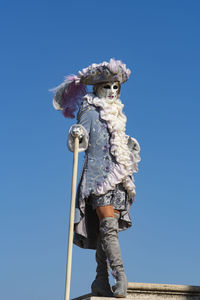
68,96,140,249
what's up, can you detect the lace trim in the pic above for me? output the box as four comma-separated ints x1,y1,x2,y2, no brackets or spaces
84,93,138,198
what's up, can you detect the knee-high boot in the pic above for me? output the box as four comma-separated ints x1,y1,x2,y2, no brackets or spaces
99,217,128,298
91,234,113,297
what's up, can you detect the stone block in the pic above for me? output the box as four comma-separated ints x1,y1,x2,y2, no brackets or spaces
72,282,200,300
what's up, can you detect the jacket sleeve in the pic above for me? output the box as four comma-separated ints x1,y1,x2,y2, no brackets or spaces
67,101,94,152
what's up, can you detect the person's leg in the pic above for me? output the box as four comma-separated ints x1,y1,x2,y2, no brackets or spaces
96,205,116,219
96,206,128,298
91,232,113,296
91,206,114,296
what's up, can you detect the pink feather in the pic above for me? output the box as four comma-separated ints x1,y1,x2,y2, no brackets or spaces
61,76,87,118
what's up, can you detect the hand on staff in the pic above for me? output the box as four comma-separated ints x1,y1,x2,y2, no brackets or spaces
70,125,85,140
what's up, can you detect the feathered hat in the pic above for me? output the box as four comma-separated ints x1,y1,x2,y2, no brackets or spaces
51,58,131,118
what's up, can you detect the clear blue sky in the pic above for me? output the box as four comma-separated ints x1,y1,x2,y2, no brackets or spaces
1,0,200,299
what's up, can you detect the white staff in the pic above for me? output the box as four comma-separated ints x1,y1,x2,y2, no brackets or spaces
64,135,79,300
51,71,87,299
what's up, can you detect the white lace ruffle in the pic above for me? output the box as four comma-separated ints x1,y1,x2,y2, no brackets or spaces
84,93,140,198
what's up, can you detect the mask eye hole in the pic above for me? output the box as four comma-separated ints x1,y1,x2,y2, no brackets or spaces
103,85,111,89
113,85,118,90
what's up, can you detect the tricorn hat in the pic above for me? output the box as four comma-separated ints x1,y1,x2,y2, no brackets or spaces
51,58,131,118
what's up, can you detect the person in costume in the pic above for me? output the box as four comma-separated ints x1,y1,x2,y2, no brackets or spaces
52,58,141,298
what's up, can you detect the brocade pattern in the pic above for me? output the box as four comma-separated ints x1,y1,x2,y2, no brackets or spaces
88,183,128,211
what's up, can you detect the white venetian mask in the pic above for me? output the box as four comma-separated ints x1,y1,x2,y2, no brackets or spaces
96,82,120,102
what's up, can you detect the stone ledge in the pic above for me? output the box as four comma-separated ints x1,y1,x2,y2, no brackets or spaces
72,282,200,300
128,282,200,294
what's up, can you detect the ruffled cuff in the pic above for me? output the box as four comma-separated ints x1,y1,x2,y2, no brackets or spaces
127,136,141,167
67,124,89,152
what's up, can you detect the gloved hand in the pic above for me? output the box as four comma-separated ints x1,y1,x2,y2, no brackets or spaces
68,124,88,152
69,124,85,140
127,136,140,152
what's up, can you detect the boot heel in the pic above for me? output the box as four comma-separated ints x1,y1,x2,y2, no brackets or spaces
91,290,101,296
91,279,113,297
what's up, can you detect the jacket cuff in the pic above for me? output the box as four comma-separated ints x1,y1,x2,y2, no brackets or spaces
127,136,141,164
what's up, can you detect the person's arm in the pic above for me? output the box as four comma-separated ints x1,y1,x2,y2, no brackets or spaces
67,101,93,152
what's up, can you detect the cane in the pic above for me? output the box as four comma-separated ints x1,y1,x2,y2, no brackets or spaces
64,136,79,300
